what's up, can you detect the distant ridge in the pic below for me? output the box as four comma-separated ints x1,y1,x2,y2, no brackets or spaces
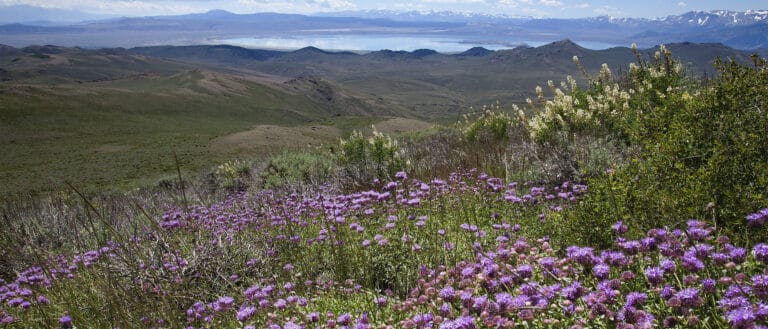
457,47,494,57
534,39,588,55
410,49,439,58
291,46,357,56
122,39,764,66
130,45,283,65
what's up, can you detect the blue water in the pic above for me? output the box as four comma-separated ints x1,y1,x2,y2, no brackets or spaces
212,34,620,53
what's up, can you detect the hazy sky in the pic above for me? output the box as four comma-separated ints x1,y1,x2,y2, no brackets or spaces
1,0,765,18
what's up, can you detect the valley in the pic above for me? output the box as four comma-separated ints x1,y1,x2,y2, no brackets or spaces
0,40,763,195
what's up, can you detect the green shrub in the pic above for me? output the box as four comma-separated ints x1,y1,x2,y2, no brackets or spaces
461,106,521,143
262,150,334,189
213,159,251,190
564,51,768,245
336,128,407,186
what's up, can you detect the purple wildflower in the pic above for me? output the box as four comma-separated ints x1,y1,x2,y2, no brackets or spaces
440,302,452,316
0,315,13,325
337,313,352,325
730,247,748,264
726,307,756,329
753,274,768,299
284,322,301,329
562,281,584,301
592,263,610,280
471,295,487,312
757,302,768,321
702,278,717,294
675,288,703,308
59,315,73,329
214,296,234,312
36,295,50,304
754,243,768,263
567,246,595,266
746,207,768,227
494,292,513,311
681,254,705,272
439,315,476,329
660,285,676,300
307,312,320,322
645,267,664,285
440,286,456,301
612,221,628,235
625,292,647,308
236,306,256,322
660,258,677,273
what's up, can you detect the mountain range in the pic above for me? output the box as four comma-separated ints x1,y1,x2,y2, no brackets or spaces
3,40,763,118
0,8,766,50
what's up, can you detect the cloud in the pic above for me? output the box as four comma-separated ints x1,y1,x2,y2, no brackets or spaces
575,3,589,9
593,5,622,16
496,0,532,7
233,0,356,13
420,0,484,3
0,0,202,15
677,1,687,7
538,0,562,7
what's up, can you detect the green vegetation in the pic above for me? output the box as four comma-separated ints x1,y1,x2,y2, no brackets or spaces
0,69,418,195
261,150,334,189
336,129,407,187
1,44,767,329
558,48,768,248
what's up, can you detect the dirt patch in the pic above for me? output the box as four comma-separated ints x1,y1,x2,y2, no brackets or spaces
371,117,434,134
212,125,341,153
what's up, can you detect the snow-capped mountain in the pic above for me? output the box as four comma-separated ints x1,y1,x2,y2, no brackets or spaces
659,10,768,27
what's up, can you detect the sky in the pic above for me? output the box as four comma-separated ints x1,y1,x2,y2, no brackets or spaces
0,0,765,19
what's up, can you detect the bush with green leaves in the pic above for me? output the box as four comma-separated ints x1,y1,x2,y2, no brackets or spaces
262,150,335,189
336,129,407,186
460,106,522,143
212,159,251,191
559,50,768,247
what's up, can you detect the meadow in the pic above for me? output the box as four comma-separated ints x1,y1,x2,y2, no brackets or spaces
1,46,767,329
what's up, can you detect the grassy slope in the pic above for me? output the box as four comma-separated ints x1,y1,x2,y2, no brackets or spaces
0,56,418,195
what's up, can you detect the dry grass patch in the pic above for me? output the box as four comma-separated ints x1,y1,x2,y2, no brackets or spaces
211,124,340,153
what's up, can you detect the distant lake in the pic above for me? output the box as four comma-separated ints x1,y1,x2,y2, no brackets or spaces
212,34,620,53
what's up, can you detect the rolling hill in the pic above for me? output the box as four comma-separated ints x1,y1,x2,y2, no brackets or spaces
130,40,759,117
0,45,417,195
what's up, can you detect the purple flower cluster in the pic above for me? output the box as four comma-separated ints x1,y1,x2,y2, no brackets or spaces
0,169,765,328
746,208,768,228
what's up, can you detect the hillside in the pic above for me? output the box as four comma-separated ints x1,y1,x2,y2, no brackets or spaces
0,40,762,194
0,46,417,194
131,40,760,117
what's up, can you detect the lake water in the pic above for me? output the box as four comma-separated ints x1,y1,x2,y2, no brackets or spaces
212,35,620,53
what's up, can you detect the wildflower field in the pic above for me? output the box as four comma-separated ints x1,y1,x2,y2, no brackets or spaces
1,47,767,328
